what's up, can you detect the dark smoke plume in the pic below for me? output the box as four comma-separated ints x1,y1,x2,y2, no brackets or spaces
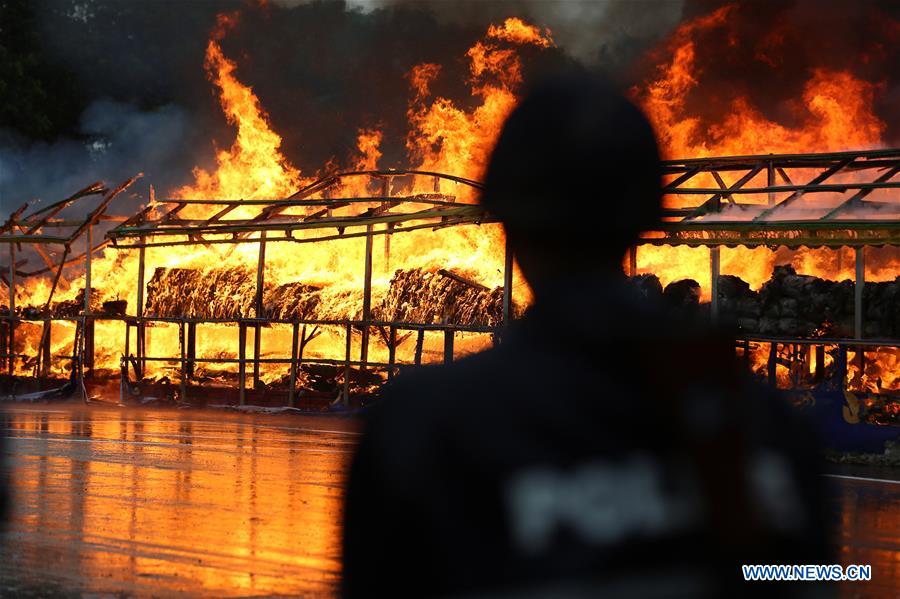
641,0,900,145
3,0,900,218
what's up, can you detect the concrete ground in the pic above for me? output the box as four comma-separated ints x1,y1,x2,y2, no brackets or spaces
1,403,897,598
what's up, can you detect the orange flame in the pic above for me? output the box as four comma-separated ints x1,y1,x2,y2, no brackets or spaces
407,17,553,191
10,8,898,401
12,15,549,382
175,18,305,202
632,4,893,299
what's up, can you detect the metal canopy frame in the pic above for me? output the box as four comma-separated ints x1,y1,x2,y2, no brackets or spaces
106,170,491,249
105,152,900,251
650,148,900,248
3,152,898,403
0,176,141,384
0,177,139,276
101,170,509,406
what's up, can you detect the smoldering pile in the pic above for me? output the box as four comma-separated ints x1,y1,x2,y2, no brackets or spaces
632,265,900,338
144,265,511,326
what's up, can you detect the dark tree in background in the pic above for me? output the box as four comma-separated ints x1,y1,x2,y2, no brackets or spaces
0,0,83,142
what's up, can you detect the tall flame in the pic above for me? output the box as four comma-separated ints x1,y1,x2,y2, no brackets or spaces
632,5,893,296
11,15,551,381
10,8,897,397
407,17,554,191
175,14,306,203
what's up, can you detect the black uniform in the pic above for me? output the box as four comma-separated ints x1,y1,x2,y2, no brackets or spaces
342,278,827,598
344,74,827,597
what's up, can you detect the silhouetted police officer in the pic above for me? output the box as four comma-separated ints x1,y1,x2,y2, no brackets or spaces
343,75,827,598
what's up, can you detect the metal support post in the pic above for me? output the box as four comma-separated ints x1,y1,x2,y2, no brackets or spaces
414,329,424,366
502,234,514,327
136,240,146,378
855,246,865,374
238,322,247,406
7,243,14,375
387,325,397,380
855,247,865,339
179,320,187,402
710,246,721,323
443,329,454,365
343,322,351,406
187,322,196,378
360,224,373,369
382,178,391,267
288,321,299,407
254,232,266,388
767,343,777,388
40,321,51,378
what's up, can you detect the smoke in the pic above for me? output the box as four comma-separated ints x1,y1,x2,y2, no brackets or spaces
640,0,900,145
4,0,899,220
338,0,685,70
1,100,199,213
1,0,683,217
3,0,592,217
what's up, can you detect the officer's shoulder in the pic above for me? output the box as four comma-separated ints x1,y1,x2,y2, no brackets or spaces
363,347,504,433
382,346,502,405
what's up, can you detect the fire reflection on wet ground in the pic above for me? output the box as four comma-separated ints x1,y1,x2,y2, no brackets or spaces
826,468,900,598
1,404,898,597
0,405,358,597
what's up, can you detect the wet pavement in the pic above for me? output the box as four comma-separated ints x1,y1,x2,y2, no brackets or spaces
825,468,900,598
0,404,358,597
0,403,898,598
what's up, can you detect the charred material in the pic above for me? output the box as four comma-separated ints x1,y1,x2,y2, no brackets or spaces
375,268,508,327
754,266,855,336
263,282,323,320
145,267,259,318
663,279,702,312
642,265,900,338
52,288,103,317
626,273,663,301
143,265,511,327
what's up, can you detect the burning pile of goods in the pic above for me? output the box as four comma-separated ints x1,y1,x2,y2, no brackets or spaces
633,265,900,338
374,268,508,327
16,288,128,319
145,267,257,319
726,265,900,338
262,282,323,320
144,265,509,327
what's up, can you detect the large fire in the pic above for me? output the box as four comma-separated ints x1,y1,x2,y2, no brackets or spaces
633,4,897,296
8,6,899,399
14,15,551,382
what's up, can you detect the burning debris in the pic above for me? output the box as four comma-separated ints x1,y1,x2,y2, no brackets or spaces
633,265,900,340
145,267,259,319
144,264,510,327
723,266,900,338
51,288,103,318
263,282,323,320
375,268,510,327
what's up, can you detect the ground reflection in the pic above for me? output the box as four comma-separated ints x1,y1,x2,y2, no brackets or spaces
0,405,358,597
2,405,898,597
828,471,900,598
